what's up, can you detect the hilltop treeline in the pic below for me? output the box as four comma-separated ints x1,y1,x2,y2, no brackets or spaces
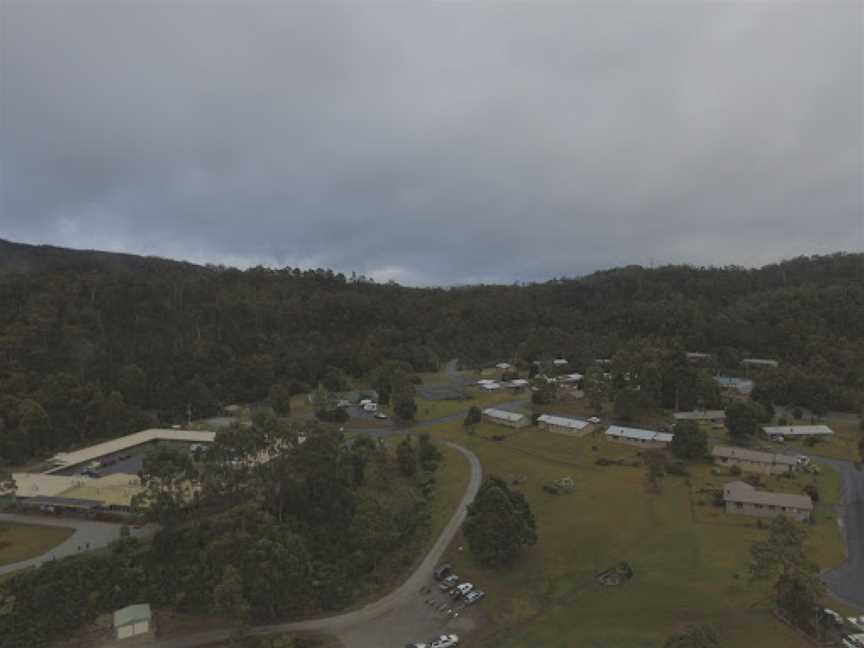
1,239,862,462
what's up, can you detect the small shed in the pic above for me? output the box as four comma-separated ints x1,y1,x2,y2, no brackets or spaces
114,603,153,640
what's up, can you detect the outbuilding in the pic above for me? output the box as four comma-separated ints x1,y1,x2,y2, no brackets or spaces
605,425,673,448
673,410,726,423
482,408,529,428
711,446,797,475
114,603,153,641
722,481,812,522
762,425,834,440
536,414,591,437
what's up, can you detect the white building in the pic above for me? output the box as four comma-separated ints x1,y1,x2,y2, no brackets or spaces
114,604,153,640
673,410,726,422
553,358,568,366
495,362,513,370
762,425,834,440
605,425,674,448
536,414,592,437
482,408,529,428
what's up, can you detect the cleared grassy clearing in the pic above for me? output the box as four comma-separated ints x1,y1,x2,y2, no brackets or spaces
423,421,854,648
414,388,526,422
0,522,74,567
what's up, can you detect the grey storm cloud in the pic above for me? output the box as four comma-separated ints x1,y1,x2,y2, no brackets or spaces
1,2,862,285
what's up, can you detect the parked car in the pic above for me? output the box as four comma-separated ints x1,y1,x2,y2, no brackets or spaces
848,616,864,631
375,412,388,419
405,644,428,648
464,590,486,604
442,574,459,587
796,455,811,467
455,582,473,596
587,416,601,424
430,635,459,648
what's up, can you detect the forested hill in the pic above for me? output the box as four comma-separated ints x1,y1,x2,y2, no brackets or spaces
0,238,203,276
1,239,862,463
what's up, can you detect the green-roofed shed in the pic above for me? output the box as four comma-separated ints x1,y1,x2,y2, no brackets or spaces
114,603,152,640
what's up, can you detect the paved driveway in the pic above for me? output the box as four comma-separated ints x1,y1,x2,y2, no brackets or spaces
0,513,157,575
815,457,864,608
153,441,483,648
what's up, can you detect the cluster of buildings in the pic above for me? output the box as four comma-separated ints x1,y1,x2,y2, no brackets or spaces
8,429,215,515
479,399,831,524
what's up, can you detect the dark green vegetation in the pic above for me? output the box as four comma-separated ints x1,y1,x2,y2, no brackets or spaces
0,417,444,647
463,476,537,567
1,241,863,463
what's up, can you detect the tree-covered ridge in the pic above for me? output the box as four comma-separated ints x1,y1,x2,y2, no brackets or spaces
0,241,862,462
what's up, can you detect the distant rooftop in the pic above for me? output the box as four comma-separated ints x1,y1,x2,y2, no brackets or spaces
605,425,673,444
762,425,833,438
483,408,526,422
712,445,797,466
673,410,725,421
724,481,812,510
537,414,589,430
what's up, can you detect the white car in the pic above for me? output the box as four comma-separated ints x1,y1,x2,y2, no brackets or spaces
587,416,601,424
848,616,864,630
375,412,388,419
455,582,473,595
464,589,486,604
430,635,459,648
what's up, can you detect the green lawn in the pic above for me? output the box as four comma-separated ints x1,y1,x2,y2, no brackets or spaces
204,632,343,647
415,388,527,422
422,421,857,648
0,522,74,566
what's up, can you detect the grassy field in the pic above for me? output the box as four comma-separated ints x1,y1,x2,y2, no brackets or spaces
204,632,343,647
0,522,74,567
415,387,526,422
423,421,857,648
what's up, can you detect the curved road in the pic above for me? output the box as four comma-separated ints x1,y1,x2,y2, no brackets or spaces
815,456,864,609
156,441,483,647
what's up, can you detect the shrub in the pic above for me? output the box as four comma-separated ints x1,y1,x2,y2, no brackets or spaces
729,465,742,476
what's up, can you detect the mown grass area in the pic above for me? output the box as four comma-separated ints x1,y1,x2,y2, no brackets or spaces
0,522,74,567
423,421,856,648
415,388,526,422
759,419,862,462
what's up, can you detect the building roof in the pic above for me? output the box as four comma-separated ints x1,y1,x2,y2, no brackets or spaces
723,481,812,511
686,352,711,360
673,410,726,421
559,373,584,383
19,495,104,509
509,379,530,387
483,408,526,423
742,358,779,367
714,376,754,393
711,445,797,466
481,382,501,390
495,362,513,369
762,425,834,437
114,603,152,628
553,359,568,365
47,429,216,471
12,473,88,497
537,414,589,430
605,425,674,444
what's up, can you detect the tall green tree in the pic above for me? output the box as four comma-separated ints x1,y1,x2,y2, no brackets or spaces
463,476,537,567
670,421,708,460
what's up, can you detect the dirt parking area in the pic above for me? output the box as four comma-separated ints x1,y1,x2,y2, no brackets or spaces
337,577,482,648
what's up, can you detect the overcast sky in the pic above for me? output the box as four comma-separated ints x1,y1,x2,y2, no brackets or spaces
1,2,862,285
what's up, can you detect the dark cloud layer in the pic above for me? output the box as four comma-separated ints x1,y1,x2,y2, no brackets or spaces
1,2,862,285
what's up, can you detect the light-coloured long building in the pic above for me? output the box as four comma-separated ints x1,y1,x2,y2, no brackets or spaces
711,446,797,475
605,425,674,448
536,414,591,437
673,410,725,422
482,408,529,428
723,481,812,522
762,425,834,440
47,429,215,472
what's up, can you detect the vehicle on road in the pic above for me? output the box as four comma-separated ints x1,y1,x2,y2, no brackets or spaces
464,589,485,604
430,635,459,648
375,412,388,419
588,416,601,424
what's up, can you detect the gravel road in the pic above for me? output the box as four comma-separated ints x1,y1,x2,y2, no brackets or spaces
815,456,864,609
0,513,157,575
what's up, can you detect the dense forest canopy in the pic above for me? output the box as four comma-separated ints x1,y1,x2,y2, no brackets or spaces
1,239,862,463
